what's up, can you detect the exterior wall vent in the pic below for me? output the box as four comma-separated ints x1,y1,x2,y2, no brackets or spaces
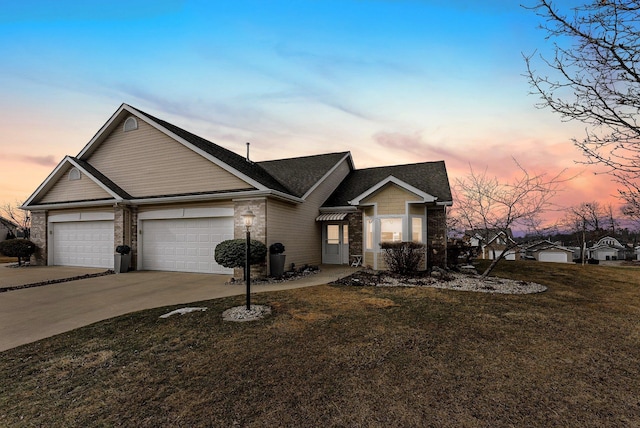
124,116,138,132
69,167,81,181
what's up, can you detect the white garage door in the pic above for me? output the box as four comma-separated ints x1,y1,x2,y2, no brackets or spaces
52,221,114,268
141,217,234,274
539,252,568,263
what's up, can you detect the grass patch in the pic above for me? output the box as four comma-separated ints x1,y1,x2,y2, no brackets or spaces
1,261,639,426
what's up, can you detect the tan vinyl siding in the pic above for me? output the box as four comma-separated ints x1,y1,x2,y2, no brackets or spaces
266,159,351,267
363,184,420,215
137,200,233,214
39,169,112,203
87,116,254,197
409,204,425,216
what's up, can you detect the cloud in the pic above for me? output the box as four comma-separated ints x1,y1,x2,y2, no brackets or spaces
8,154,58,167
372,131,468,164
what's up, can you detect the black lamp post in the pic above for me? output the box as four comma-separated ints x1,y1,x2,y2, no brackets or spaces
241,210,255,310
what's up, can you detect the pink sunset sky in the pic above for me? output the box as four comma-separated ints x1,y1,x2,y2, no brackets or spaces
0,0,622,226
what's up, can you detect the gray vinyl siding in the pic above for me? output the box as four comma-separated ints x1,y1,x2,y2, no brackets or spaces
266,159,351,267
86,116,254,197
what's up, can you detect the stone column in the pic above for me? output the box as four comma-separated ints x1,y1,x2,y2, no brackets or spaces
347,210,363,264
233,198,267,279
29,210,47,265
427,206,447,269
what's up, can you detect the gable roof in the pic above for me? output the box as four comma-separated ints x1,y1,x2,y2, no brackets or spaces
22,156,130,207
323,161,452,207
258,152,352,198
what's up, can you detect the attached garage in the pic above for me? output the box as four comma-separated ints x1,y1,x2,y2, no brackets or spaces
50,216,114,268
138,209,234,274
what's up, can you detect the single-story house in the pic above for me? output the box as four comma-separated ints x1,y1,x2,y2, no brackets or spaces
465,229,518,261
523,240,574,263
588,236,626,261
0,216,18,242
21,103,452,276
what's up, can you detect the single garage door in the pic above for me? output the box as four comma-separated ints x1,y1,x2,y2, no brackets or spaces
141,217,234,274
52,221,114,268
539,252,568,263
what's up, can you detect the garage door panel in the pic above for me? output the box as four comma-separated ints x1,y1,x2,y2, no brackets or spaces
142,217,233,274
52,221,114,268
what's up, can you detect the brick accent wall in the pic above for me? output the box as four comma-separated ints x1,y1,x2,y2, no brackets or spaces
29,210,47,265
427,206,447,269
233,199,267,279
130,206,138,270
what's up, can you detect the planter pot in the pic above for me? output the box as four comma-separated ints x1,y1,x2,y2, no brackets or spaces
269,254,286,278
114,253,131,274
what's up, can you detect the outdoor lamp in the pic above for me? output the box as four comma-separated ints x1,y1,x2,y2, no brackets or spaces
242,210,255,230
241,210,255,310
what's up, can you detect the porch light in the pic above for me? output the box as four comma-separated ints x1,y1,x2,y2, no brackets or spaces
241,209,255,310
241,210,255,231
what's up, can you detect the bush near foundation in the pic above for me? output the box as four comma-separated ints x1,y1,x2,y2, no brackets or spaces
0,239,37,266
214,239,267,269
380,241,426,275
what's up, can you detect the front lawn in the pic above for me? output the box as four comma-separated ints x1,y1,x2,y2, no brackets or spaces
1,261,639,427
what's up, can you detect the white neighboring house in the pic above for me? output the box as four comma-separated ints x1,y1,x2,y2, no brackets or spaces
465,229,517,261
524,240,574,263
0,216,18,242
588,236,626,261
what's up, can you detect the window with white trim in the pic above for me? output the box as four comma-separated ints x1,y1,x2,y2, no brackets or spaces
411,216,423,243
365,218,374,250
380,217,403,243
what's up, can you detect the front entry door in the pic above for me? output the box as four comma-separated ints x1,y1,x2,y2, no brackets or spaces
322,223,349,264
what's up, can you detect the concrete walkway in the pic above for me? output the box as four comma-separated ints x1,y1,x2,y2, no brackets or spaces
0,265,357,352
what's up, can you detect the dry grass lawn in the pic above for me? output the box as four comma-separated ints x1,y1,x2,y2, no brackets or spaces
1,261,639,427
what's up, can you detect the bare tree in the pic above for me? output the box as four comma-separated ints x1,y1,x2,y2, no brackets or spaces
524,0,640,211
564,201,605,264
454,160,565,278
1,201,30,238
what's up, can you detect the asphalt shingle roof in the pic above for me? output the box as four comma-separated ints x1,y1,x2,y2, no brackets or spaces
258,152,350,198
72,157,133,199
323,161,452,207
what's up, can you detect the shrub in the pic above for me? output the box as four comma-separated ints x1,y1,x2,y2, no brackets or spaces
215,239,267,269
269,242,285,254
0,239,37,266
380,241,426,275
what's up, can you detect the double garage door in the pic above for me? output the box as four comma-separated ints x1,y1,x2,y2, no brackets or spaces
140,217,234,274
51,216,234,274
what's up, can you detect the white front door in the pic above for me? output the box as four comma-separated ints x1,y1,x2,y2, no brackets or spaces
322,223,349,264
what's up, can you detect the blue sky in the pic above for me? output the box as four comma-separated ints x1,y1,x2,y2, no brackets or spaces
0,0,617,218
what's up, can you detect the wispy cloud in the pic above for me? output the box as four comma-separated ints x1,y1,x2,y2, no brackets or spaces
7,154,59,167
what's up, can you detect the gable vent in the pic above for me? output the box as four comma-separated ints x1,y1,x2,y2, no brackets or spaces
124,116,138,132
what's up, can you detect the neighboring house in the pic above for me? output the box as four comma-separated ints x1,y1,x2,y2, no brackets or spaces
465,229,518,261
0,216,18,242
588,236,626,261
523,240,574,263
21,103,452,275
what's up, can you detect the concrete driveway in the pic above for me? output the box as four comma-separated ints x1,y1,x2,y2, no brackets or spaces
0,265,355,352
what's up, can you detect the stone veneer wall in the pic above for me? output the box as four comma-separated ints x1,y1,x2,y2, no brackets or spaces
114,205,137,270
29,210,47,265
233,198,267,279
347,210,363,265
427,206,447,269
